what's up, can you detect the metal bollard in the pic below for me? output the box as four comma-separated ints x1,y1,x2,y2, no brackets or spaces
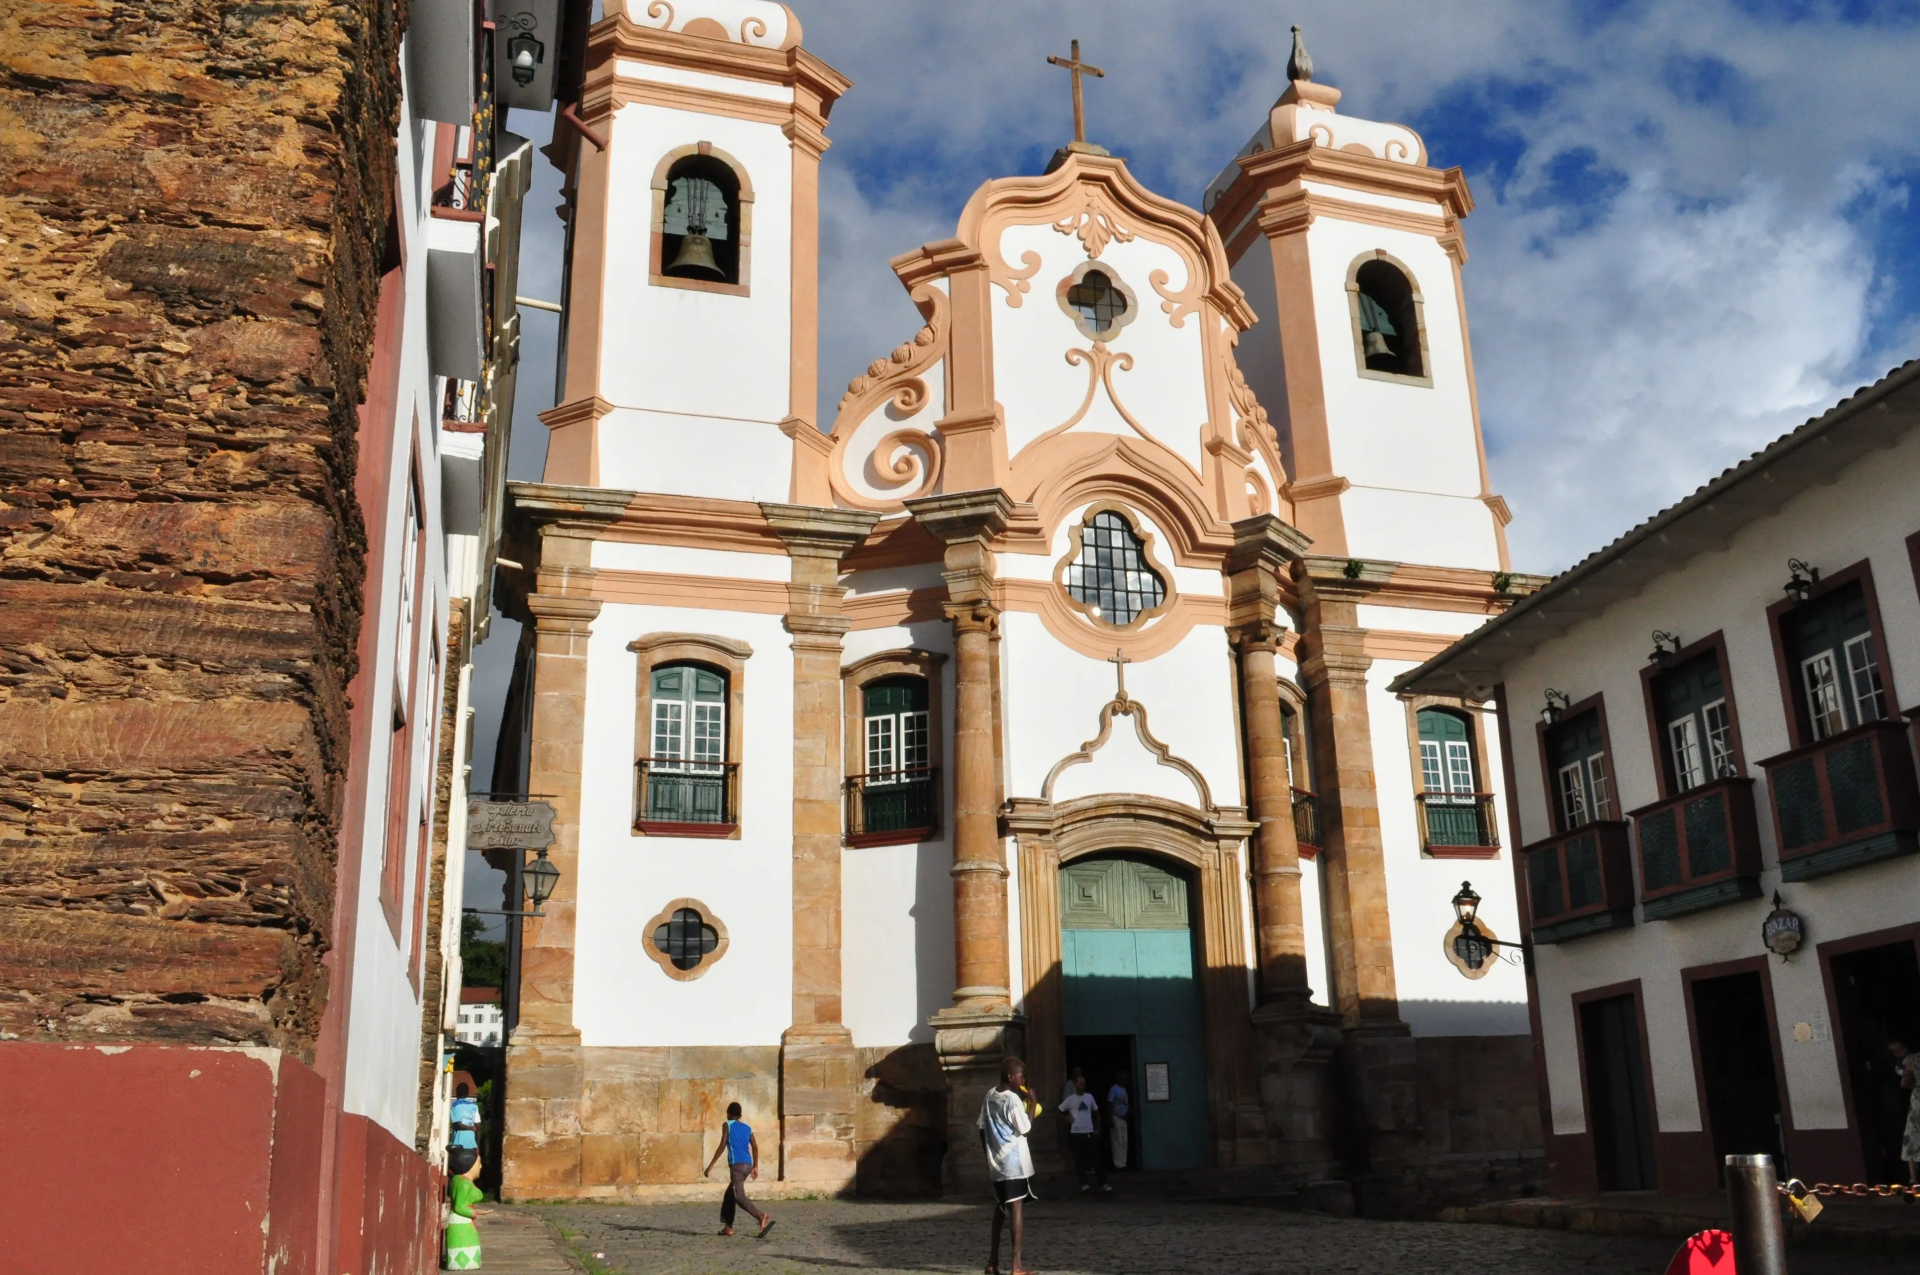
1725,1153,1787,1275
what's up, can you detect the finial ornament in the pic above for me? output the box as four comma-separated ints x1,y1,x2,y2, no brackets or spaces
1287,24,1312,83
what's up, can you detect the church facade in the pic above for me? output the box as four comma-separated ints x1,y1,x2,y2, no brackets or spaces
496,1,1544,1206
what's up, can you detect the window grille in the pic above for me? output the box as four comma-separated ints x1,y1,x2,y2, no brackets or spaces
652,906,719,971
1064,510,1166,626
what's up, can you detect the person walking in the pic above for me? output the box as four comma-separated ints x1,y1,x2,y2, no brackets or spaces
702,1101,775,1238
980,1055,1039,1275
1106,1070,1130,1172
1059,1073,1108,1192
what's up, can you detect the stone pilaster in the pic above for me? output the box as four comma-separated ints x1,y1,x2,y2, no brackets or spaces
905,489,1022,1194
1296,556,1418,1191
761,503,880,1189
502,491,629,1200
1227,517,1344,1177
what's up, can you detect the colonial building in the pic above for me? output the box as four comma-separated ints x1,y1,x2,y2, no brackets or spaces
495,4,1543,1206
1398,360,1920,1195
0,2,562,1271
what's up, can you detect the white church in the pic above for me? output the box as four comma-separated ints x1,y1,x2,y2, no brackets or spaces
494,0,1544,1206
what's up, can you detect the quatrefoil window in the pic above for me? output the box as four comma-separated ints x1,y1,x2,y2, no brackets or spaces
1056,262,1139,343
1062,508,1168,627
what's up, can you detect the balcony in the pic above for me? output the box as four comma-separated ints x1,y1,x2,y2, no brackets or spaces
1628,777,1763,920
1758,719,1920,882
633,759,739,837
844,767,940,847
1292,788,1321,858
1415,792,1500,858
1521,821,1635,944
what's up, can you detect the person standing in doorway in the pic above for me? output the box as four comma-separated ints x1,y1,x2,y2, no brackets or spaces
1059,1074,1109,1192
980,1055,1039,1275
702,1101,775,1238
1106,1070,1131,1172
1895,1040,1920,1185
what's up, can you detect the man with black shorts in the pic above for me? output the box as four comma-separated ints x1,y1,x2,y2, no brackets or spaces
978,1056,1038,1275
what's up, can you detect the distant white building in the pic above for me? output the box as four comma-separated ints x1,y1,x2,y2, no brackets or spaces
456,988,505,1048
1399,359,1920,1196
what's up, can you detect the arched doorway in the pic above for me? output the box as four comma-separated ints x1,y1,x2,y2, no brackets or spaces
1059,854,1209,1169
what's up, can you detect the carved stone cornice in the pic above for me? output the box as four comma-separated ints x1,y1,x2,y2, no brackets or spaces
759,502,882,558
908,488,1014,606
1227,513,1311,630
525,591,604,635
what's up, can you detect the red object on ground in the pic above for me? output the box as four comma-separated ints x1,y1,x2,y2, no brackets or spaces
1665,1229,1736,1274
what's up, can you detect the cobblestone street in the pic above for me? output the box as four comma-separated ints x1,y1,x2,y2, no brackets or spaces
533,1198,1909,1275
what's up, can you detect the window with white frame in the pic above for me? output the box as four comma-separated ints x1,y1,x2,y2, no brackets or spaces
1652,650,1739,793
652,664,726,772
1784,580,1886,741
864,677,930,785
1547,708,1612,831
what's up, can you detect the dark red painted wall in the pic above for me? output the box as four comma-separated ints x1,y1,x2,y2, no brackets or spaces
0,1043,440,1275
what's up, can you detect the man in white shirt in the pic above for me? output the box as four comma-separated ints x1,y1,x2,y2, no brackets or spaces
1058,1074,1109,1192
978,1056,1038,1274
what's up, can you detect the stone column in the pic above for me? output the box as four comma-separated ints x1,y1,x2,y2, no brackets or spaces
1226,517,1343,1178
761,503,879,1189
905,489,1022,1195
1298,556,1417,1202
501,491,629,1200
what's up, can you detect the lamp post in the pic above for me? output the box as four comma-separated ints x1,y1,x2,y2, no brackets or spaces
1445,881,1529,975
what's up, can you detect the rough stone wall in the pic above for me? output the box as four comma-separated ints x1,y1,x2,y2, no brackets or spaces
853,1043,945,1197
0,0,404,1053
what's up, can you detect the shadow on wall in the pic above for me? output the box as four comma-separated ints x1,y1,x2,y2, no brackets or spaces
1398,998,1532,1037
854,1043,947,1197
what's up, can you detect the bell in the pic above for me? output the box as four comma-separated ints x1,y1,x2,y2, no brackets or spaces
1363,329,1393,362
667,232,723,279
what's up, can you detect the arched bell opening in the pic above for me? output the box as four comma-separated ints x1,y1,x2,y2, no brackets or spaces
1346,250,1431,385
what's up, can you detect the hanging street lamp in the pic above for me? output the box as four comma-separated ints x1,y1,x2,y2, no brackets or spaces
1444,881,1529,977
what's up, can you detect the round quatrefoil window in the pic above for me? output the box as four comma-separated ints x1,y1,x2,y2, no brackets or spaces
643,898,729,981
1060,507,1170,628
1057,263,1138,343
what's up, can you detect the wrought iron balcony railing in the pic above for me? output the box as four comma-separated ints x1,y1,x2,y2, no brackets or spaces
1521,820,1635,944
1415,792,1501,857
1292,788,1321,857
1758,719,1919,882
1628,776,1763,920
633,759,739,836
844,767,940,847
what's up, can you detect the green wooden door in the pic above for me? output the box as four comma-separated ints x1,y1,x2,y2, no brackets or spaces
1059,858,1209,1169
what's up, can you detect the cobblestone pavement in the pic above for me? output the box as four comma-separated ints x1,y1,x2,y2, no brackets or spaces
534,1197,1910,1275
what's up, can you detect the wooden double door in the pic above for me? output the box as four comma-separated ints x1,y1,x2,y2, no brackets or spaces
1058,856,1209,1170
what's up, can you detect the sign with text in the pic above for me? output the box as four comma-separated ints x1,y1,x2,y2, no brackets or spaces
466,800,557,851
1144,1062,1170,1102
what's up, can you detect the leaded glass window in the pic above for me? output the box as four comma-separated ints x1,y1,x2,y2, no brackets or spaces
1066,269,1129,334
652,664,726,771
652,906,719,971
1064,510,1166,626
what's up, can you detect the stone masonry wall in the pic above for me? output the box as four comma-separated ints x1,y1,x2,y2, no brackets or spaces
0,0,404,1053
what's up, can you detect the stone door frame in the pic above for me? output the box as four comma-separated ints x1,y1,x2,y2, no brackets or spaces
1005,794,1260,1167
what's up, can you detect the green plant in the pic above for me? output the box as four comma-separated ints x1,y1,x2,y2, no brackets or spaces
1343,558,1365,580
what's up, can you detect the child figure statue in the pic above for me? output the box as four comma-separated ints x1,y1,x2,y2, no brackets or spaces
443,1146,488,1270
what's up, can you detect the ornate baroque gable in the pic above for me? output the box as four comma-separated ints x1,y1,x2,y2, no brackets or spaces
815,152,1290,558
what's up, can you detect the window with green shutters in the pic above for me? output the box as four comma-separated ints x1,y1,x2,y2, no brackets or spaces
852,675,936,839
645,663,730,825
1652,651,1739,793
1548,708,1614,832
1783,580,1886,742
1416,707,1493,849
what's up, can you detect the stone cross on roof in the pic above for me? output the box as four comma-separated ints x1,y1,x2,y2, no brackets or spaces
1047,38,1105,146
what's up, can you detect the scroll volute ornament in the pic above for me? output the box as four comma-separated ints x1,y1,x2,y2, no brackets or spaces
825,281,950,510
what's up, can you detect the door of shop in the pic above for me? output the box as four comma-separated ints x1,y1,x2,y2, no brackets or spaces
1831,938,1920,1181
1581,992,1658,1190
1059,856,1209,1170
1692,971,1786,1177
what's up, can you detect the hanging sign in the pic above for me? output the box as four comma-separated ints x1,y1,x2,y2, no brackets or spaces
1144,1062,1171,1103
466,800,557,851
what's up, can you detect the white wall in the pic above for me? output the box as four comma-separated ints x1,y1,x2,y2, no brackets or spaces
1505,423,1920,1136
572,603,796,1047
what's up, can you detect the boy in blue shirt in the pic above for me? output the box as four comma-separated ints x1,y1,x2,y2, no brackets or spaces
703,1101,775,1238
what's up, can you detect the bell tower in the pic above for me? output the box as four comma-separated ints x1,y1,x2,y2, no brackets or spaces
1203,28,1508,569
542,0,848,498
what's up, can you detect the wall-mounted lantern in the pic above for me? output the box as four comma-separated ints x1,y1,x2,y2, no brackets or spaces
1648,631,1681,663
1783,559,1820,605
1444,881,1528,977
1540,689,1572,727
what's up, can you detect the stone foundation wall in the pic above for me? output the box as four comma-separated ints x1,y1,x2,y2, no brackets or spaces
855,1042,946,1197
1351,1033,1547,1217
0,0,403,1053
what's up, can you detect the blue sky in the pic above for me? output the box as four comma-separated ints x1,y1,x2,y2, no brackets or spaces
472,2,1919,898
